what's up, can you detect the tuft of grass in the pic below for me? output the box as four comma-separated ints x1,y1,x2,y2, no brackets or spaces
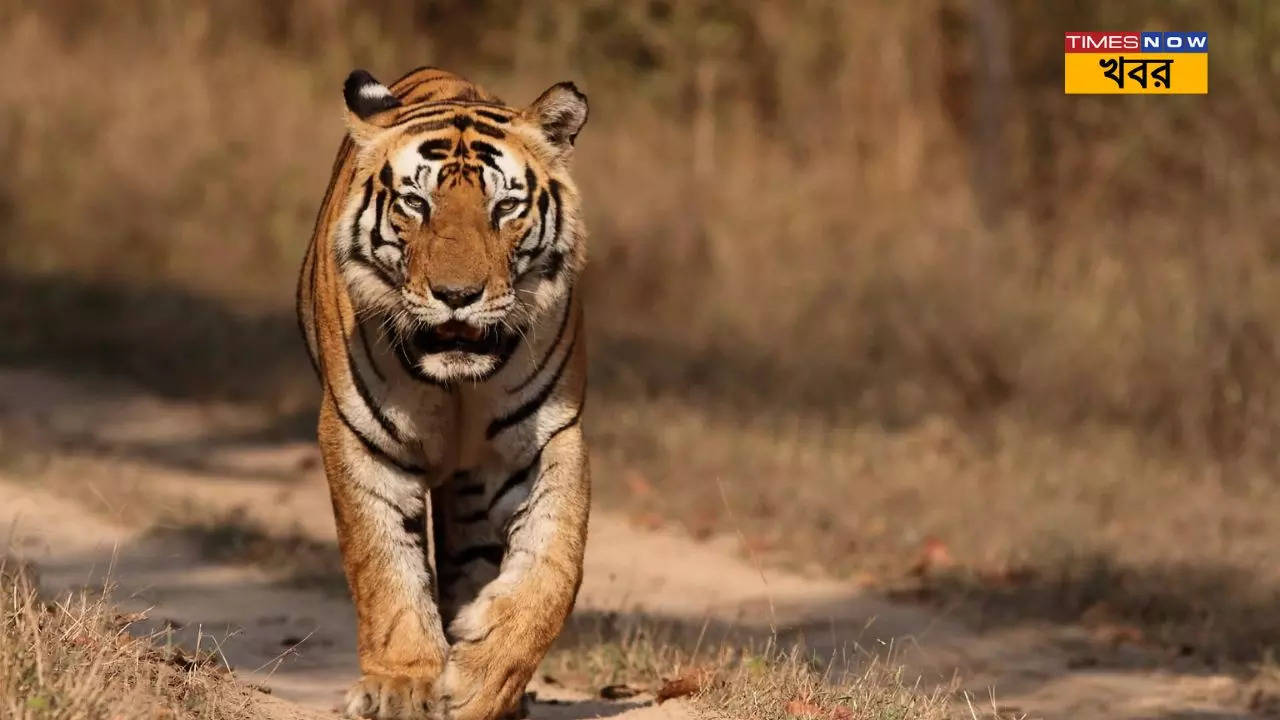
542,616,982,720
0,557,256,720
543,616,696,691
705,647,957,720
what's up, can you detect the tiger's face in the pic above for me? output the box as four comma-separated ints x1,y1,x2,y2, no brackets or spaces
336,70,587,384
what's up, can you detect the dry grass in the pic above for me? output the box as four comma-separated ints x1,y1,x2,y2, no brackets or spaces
2,1,1278,453
543,617,966,720
0,557,254,720
705,650,957,720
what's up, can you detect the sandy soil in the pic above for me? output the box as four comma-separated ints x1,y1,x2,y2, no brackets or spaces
0,368,1261,719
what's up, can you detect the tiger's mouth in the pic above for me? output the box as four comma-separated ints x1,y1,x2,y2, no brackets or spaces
408,320,508,356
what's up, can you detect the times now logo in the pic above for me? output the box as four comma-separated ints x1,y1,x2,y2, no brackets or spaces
1064,32,1139,51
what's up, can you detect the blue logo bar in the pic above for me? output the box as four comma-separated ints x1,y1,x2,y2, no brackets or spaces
1140,31,1208,52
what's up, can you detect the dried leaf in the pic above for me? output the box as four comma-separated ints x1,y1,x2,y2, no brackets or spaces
624,470,653,497
785,699,825,717
910,536,954,577
656,668,712,703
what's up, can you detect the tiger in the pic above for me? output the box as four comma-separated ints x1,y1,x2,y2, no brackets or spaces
296,66,590,720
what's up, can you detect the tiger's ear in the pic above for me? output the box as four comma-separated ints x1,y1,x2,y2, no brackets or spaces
523,82,588,158
343,69,402,146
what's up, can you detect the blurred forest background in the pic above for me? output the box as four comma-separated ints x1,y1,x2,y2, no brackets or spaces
2,0,1280,663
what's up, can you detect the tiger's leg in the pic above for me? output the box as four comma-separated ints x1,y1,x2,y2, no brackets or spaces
431,428,589,720
319,399,449,719
431,474,502,631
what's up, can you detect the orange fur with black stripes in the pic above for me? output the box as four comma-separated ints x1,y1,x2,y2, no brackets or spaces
297,67,590,720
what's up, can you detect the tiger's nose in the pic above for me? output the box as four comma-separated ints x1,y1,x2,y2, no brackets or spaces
430,283,485,309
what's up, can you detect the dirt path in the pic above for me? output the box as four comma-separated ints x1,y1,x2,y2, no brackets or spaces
0,369,1260,719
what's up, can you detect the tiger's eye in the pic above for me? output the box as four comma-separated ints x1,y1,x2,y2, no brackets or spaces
494,198,520,215
401,195,427,213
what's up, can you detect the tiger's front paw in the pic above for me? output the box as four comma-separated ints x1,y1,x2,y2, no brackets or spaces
344,674,435,719
430,645,533,720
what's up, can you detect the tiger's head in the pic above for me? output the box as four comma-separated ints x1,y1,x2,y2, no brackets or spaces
336,69,588,384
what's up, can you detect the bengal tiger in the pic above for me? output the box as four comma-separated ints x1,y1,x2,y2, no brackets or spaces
296,66,590,720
